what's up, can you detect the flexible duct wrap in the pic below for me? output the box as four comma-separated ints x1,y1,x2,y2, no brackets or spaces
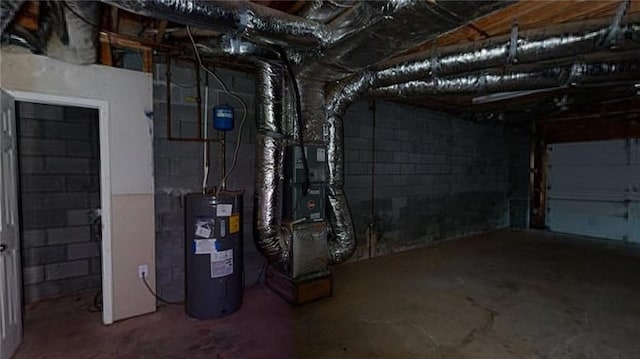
298,79,327,142
104,0,329,48
299,0,356,23
329,23,640,116
326,113,356,264
254,61,289,268
298,0,510,81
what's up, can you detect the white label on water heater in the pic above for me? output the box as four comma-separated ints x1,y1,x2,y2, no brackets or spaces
317,148,326,162
216,204,233,217
194,239,216,254
210,249,233,278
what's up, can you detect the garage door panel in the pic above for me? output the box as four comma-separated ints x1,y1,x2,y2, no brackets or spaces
547,198,628,216
549,166,633,194
547,139,639,243
631,138,640,164
547,199,628,241
549,140,630,166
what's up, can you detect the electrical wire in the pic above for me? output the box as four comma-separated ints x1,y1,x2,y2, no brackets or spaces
186,26,248,196
244,261,268,291
142,276,184,305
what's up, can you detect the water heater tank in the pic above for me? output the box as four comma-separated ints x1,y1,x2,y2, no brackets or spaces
185,191,244,319
213,104,234,131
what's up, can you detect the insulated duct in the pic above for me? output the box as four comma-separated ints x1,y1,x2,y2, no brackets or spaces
298,79,327,143
328,23,640,117
0,0,24,35
297,0,511,81
299,0,356,23
46,1,100,65
326,112,356,264
104,0,330,48
254,61,289,268
369,60,640,98
2,1,100,65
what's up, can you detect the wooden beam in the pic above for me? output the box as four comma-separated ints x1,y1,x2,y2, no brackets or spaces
14,1,40,31
100,38,113,67
110,6,119,32
155,20,168,43
385,14,640,68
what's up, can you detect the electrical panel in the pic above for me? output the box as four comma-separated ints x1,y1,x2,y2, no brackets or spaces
283,145,327,223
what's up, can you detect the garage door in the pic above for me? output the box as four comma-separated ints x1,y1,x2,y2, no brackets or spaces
546,139,640,243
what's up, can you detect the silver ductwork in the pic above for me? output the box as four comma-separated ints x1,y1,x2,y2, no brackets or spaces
298,79,327,143
2,1,100,64
0,0,24,35
326,112,356,264
297,0,512,81
299,0,356,23
369,60,640,98
47,1,101,65
254,61,289,269
328,23,640,116
104,0,330,48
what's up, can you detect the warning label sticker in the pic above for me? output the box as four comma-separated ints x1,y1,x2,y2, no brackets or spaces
229,214,240,234
194,239,216,254
194,218,215,238
216,204,233,217
210,249,233,278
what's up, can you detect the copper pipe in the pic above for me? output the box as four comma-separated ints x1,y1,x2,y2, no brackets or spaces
165,53,172,140
195,59,202,140
164,53,224,143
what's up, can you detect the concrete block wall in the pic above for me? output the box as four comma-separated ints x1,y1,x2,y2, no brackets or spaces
17,103,101,303
507,129,532,228
153,62,263,301
343,101,531,259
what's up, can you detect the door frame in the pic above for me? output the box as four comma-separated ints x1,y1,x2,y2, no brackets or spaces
7,90,114,325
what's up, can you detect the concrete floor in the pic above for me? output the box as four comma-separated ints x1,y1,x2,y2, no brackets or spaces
13,229,640,358
14,285,293,359
295,229,640,359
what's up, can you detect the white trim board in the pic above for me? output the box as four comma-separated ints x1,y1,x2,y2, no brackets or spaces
7,91,114,325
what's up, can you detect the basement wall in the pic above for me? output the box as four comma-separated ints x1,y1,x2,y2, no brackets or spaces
17,103,101,303
152,62,262,301
343,101,531,259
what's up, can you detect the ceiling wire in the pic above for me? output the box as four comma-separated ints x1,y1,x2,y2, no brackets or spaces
186,26,249,196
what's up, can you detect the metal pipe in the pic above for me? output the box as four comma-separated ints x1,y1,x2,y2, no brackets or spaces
220,131,226,190
202,71,209,193
165,54,223,144
166,53,173,140
195,60,202,140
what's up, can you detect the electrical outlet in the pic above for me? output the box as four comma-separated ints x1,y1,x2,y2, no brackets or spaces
138,264,149,278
